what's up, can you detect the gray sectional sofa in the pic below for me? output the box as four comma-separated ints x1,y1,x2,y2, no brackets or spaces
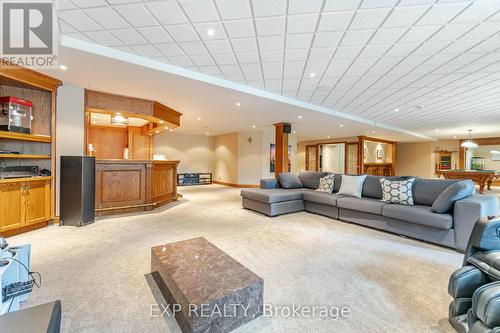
241,172,500,252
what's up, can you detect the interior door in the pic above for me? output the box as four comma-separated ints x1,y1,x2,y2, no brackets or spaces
0,182,25,232
24,180,51,226
321,144,345,173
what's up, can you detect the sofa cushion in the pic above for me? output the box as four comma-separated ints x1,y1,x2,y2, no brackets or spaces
337,197,388,215
241,188,302,204
412,178,461,206
382,204,453,230
303,191,343,206
298,171,330,189
316,174,335,193
362,175,409,199
333,173,343,193
380,177,415,205
431,180,476,213
337,175,367,198
278,173,303,189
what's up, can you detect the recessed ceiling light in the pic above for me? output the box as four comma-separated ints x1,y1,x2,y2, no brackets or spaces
206,28,215,36
155,130,160,134
164,126,168,130
453,135,457,138
116,112,121,115
59,64,67,71
309,72,316,78
169,128,173,132
293,130,296,134
394,108,400,112
236,102,241,107
206,132,210,135
197,117,202,121
298,115,303,119
435,129,440,132
149,133,152,136
327,136,330,138
372,131,376,134
159,120,164,124
339,124,344,127
252,125,256,128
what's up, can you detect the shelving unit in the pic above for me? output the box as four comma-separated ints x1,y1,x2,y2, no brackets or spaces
0,62,62,236
178,173,212,186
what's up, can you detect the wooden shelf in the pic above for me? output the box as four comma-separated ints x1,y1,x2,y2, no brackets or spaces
0,154,51,159
0,176,52,184
0,131,51,143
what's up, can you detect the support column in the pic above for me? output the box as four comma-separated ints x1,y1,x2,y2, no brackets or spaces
274,123,290,177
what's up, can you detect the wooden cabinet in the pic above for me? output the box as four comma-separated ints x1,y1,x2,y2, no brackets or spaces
0,178,51,234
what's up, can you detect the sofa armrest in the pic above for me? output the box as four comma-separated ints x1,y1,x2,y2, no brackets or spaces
453,195,499,252
260,179,279,189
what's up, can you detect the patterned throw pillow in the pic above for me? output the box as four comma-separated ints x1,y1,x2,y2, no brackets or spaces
316,174,335,193
380,178,416,205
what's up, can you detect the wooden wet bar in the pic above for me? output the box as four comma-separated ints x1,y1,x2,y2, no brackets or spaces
95,159,180,215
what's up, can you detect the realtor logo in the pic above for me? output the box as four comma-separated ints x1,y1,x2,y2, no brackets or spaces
1,1,58,68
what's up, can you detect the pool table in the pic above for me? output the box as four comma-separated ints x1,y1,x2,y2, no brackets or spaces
436,170,499,194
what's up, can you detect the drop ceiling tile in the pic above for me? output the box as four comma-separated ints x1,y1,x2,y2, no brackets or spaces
386,43,419,57
130,44,163,58
59,20,77,34
156,43,185,56
261,50,283,62
165,24,200,42
428,23,476,41
244,71,263,80
323,0,361,11
110,28,147,44
112,45,135,54
255,17,286,36
213,53,238,64
283,80,300,90
205,39,233,54
190,54,215,66
318,11,354,32
137,26,173,43
342,29,374,46
84,7,129,30
57,0,77,11
468,37,500,53
412,41,449,55
461,22,500,40
334,46,363,58
231,37,258,53
453,1,500,23
369,28,407,44
252,0,287,17
309,48,335,60
86,30,123,46
114,4,156,27
359,44,392,58
107,0,141,4
240,63,261,72
237,52,260,63
324,58,353,76
146,2,187,25
345,58,378,75
350,8,392,30
285,34,313,49
259,36,284,51
399,25,442,43
179,0,219,22
223,19,255,38
178,41,208,55
288,0,323,14
287,14,319,34
168,55,194,66
214,0,251,20
360,0,398,9
384,6,430,28
416,2,470,26
71,0,107,8
263,62,282,71
285,49,309,61
264,71,283,80
194,22,227,40
440,39,477,54
58,10,102,31
313,31,343,48
399,0,434,6
305,60,329,73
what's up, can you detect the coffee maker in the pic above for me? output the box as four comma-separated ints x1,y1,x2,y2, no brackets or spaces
0,97,33,134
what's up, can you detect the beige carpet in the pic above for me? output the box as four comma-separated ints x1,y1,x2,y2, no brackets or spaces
7,185,463,333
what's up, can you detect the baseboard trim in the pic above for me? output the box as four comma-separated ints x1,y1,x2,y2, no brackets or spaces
213,180,259,188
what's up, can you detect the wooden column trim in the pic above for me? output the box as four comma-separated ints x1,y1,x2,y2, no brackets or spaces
274,123,290,177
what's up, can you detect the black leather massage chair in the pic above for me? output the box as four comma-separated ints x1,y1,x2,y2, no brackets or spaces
449,216,500,333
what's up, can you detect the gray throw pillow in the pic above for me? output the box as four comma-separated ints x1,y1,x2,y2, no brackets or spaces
380,178,416,205
278,173,303,189
431,180,476,213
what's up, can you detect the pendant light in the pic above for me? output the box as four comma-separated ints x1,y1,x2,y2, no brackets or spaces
461,130,478,148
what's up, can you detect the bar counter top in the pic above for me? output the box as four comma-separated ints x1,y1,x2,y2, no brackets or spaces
96,159,180,164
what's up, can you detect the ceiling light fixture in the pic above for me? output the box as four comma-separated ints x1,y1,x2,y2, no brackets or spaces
59,64,67,71
252,125,256,128
293,131,296,134
461,130,478,148
309,72,316,78
435,129,440,132
159,120,164,124
327,136,330,138
298,115,302,119
339,124,344,128
372,131,376,134
197,117,201,121
394,108,400,112
169,128,173,132
236,102,241,107
155,130,160,134
111,115,128,126
206,28,215,36
206,132,210,135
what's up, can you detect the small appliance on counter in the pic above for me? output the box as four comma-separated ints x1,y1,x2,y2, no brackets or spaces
0,166,38,179
0,97,33,134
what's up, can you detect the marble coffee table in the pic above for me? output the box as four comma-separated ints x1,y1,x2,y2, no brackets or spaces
151,237,263,333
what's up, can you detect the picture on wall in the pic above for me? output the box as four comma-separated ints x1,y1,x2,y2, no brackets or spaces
270,144,291,173
376,149,383,159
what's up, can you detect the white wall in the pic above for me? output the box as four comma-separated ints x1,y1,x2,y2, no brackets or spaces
56,83,85,215
154,132,214,174
213,133,238,183
237,132,263,185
